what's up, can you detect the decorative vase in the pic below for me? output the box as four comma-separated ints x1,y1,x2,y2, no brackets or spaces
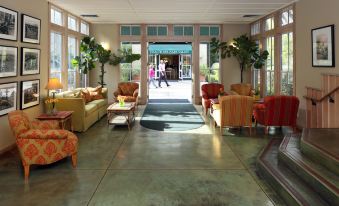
119,99,125,107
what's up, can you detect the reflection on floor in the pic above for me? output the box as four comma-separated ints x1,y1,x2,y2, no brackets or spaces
0,105,291,206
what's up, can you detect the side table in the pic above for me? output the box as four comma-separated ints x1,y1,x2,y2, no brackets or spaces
36,111,74,131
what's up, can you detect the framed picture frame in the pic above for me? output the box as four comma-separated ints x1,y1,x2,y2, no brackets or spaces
0,82,17,116
22,14,41,44
0,6,18,41
20,79,40,110
312,25,335,67
0,45,18,78
21,47,40,75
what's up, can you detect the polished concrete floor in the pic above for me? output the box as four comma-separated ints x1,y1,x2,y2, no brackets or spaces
0,105,290,206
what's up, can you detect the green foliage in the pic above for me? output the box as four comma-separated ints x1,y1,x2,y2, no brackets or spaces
210,35,269,83
110,47,141,66
71,36,97,74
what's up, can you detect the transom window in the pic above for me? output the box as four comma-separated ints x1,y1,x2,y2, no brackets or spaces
200,25,220,36
68,15,77,31
251,22,260,36
264,17,274,31
50,7,63,26
120,25,141,36
281,9,294,26
147,25,168,36
80,21,89,35
174,25,193,36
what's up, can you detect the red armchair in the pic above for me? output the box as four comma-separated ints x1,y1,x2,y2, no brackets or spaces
8,110,78,180
201,83,224,115
253,95,300,134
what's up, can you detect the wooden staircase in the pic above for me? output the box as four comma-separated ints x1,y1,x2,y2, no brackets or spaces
304,73,339,128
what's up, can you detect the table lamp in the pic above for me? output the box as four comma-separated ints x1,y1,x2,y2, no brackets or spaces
45,78,63,113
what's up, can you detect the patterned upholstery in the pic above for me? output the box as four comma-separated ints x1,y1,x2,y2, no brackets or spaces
230,83,253,96
201,83,224,115
113,82,139,104
253,95,299,133
212,95,254,135
8,110,78,180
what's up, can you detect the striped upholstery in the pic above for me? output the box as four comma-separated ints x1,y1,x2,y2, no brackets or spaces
230,83,253,96
253,95,299,129
113,82,139,104
212,96,253,134
201,83,224,115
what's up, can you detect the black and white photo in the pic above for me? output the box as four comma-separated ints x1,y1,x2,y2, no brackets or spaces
0,6,18,41
0,82,17,116
22,14,40,44
0,45,17,78
312,25,335,67
21,48,40,75
21,79,40,109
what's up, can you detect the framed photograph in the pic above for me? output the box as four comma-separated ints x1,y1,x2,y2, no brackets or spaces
312,25,335,67
22,14,41,44
0,45,17,78
0,82,17,116
20,79,40,110
21,47,40,75
0,6,18,41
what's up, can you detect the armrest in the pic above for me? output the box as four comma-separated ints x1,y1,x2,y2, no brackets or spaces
133,89,139,98
55,98,85,131
201,90,209,99
253,103,266,111
113,90,120,98
31,120,60,130
18,129,68,139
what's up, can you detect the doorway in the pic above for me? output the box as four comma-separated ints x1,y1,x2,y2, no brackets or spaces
147,43,192,102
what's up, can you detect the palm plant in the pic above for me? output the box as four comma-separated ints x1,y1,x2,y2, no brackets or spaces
211,34,269,83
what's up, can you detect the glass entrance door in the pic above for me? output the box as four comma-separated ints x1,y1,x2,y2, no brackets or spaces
180,54,192,79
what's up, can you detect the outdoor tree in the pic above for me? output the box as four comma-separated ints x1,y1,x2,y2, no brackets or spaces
210,34,269,83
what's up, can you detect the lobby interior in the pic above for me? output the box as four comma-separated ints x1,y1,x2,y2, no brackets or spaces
0,0,338,205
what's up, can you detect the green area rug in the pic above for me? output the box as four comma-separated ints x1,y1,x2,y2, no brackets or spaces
140,99,205,131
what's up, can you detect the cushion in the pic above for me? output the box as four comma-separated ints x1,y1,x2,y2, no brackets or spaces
63,91,77,98
84,103,97,116
212,104,220,111
88,99,107,108
87,86,104,100
81,89,92,103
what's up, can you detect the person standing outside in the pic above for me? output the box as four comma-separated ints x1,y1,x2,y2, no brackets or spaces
158,60,170,88
148,64,158,88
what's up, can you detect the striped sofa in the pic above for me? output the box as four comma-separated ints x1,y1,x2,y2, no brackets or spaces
253,95,300,134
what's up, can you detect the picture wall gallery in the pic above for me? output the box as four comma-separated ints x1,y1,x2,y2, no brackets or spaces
0,5,41,116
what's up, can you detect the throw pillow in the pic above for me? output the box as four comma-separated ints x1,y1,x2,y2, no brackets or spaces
81,89,92,103
88,86,104,100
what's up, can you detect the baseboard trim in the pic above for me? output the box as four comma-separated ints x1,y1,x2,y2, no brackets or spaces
0,143,16,156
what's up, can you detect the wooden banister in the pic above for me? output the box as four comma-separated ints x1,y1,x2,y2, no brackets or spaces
303,86,339,103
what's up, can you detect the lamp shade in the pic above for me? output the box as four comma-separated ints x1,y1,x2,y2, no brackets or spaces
45,78,63,90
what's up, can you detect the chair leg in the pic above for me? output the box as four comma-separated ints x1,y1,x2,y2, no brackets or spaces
23,164,30,180
71,153,77,168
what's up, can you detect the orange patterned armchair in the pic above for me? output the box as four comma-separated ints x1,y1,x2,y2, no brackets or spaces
113,82,139,104
8,110,78,180
212,95,254,135
201,83,225,115
253,95,300,134
230,83,254,96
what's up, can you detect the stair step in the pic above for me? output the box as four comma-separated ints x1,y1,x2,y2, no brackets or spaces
300,128,339,175
257,138,329,206
279,134,339,205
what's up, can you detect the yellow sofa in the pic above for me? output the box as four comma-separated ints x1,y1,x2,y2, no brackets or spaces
54,88,108,132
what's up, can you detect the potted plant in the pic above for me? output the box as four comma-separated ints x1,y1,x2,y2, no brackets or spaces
210,34,269,83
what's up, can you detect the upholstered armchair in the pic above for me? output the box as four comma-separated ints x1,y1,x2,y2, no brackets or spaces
8,110,78,180
253,95,299,134
212,95,254,135
201,83,224,115
113,82,139,104
230,83,254,96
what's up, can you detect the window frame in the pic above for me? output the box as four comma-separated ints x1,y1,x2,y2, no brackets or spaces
67,15,78,32
147,25,168,36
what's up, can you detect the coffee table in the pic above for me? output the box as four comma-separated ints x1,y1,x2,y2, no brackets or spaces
36,111,73,131
107,102,136,130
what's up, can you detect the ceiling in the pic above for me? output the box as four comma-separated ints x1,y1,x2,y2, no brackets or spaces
49,0,297,24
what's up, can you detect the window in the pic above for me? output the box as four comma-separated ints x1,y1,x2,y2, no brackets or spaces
68,15,77,31
264,17,274,31
200,25,220,36
147,26,167,36
120,25,141,36
68,36,77,90
281,9,293,26
50,32,63,81
120,42,141,83
252,40,261,91
281,32,293,95
251,22,260,36
199,42,220,94
174,25,193,36
51,7,63,26
265,36,275,95
80,21,89,35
